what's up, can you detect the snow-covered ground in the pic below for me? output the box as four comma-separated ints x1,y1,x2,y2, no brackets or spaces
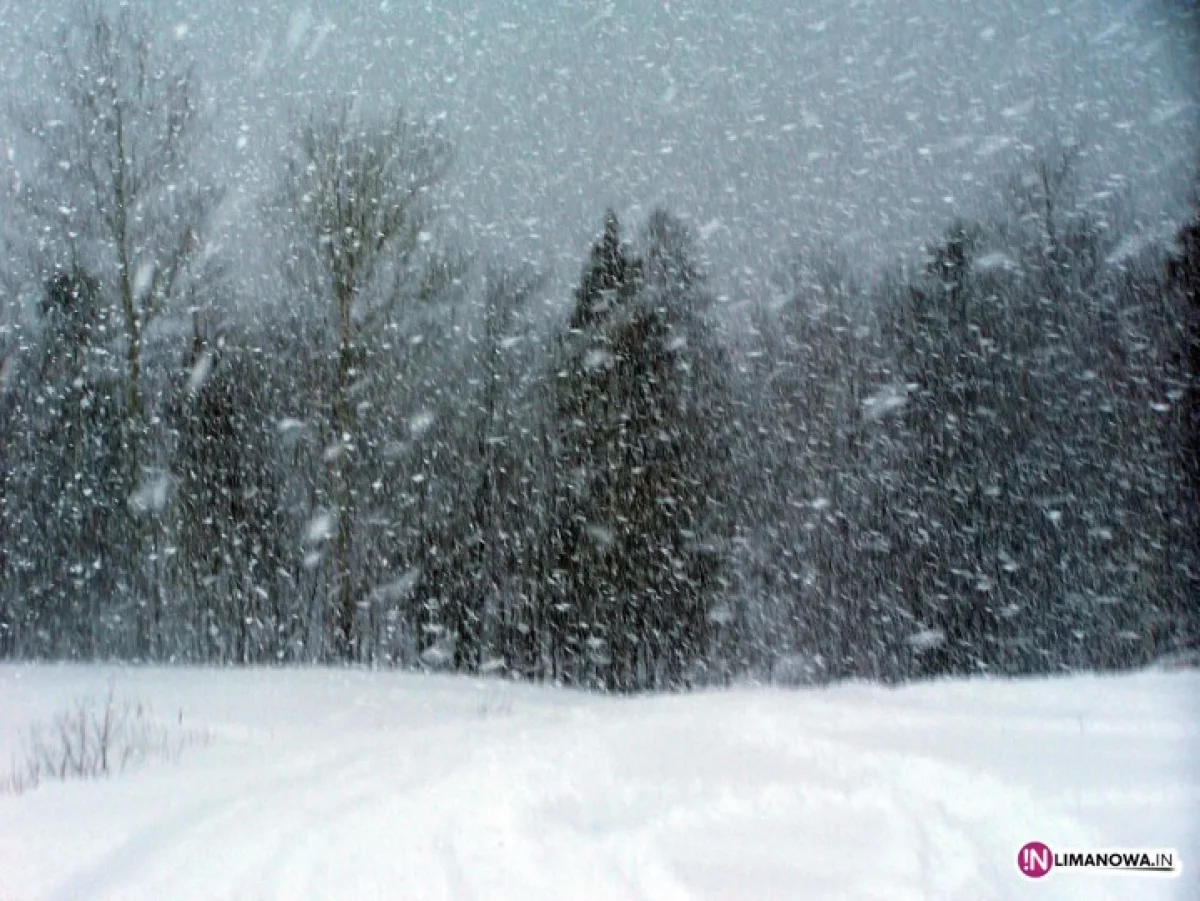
1,665,1196,901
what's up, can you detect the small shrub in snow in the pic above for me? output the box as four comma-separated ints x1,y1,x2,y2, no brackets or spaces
1,687,209,796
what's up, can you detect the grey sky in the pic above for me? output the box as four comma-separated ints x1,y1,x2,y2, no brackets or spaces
2,0,1197,302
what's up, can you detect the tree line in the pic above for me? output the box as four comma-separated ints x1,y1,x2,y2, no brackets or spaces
0,4,1195,688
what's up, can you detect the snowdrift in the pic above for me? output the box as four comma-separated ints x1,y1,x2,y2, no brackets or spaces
1,665,1196,900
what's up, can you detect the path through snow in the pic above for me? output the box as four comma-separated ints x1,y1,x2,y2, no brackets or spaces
1,666,1196,900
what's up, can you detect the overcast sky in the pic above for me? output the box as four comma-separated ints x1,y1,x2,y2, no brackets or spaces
2,0,1197,303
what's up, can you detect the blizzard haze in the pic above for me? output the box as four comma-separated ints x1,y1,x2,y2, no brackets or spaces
1,3,1199,895
2,0,1196,295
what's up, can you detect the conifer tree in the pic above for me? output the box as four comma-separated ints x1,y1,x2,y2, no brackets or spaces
552,209,730,689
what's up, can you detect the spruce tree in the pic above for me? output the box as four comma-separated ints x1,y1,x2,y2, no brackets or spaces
5,268,128,656
552,209,729,689
551,211,643,685
1167,210,1200,508
170,321,287,662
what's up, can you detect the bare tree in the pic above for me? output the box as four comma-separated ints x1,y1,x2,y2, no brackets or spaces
10,1,217,455
275,103,456,659
1,2,219,657
1001,141,1114,306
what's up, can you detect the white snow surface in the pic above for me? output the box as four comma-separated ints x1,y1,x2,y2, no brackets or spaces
1,665,1197,901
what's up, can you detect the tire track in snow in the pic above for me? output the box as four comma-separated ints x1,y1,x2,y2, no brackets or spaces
43,744,379,901
737,705,1127,901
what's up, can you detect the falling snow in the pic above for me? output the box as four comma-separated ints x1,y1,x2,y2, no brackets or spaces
0,0,1196,895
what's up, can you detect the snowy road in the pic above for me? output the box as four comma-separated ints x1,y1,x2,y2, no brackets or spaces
1,666,1196,900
